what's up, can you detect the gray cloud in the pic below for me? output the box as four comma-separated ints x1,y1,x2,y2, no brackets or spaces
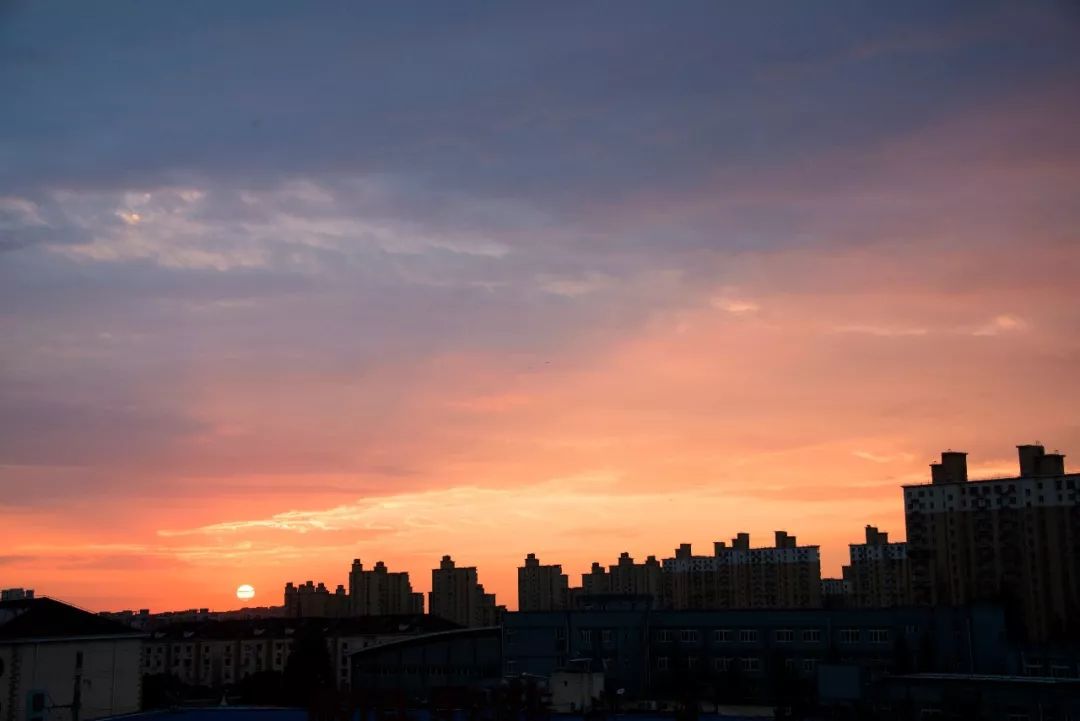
1,1,1078,508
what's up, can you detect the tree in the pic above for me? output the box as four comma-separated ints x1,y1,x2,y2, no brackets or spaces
283,629,335,707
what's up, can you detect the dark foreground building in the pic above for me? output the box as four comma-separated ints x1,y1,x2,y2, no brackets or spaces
841,672,1080,720
349,626,502,698
502,597,1013,704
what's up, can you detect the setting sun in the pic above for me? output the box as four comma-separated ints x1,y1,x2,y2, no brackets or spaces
236,584,255,601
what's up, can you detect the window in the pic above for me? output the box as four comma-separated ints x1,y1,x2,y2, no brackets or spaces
739,629,758,643
31,693,46,712
740,657,760,672
775,629,794,643
869,629,890,644
656,656,669,671
839,629,860,644
680,629,699,643
657,630,673,643
601,629,612,645
687,656,698,670
580,629,592,644
714,629,732,643
713,657,731,672
802,658,817,673
802,629,821,643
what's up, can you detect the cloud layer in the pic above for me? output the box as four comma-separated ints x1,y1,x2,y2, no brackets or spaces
2,1,1079,610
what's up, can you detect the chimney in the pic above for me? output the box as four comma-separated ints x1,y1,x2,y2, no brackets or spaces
939,451,968,483
1018,444,1045,477
733,533,750,550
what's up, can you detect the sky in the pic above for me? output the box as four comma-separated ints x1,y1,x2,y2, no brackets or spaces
2,1,1079,612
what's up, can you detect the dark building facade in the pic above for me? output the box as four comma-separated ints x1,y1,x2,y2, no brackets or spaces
349,627,502,697
844,525,910,608
664,531,822,610
503,602,1013,702
904,445,1080,640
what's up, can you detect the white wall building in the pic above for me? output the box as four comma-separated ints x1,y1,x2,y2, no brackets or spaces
0,597,144,721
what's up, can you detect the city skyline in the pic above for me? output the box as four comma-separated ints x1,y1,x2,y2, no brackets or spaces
23,441,1075,616
3,2,1080,613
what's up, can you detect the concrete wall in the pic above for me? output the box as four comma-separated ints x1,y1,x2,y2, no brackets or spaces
2,638,141,721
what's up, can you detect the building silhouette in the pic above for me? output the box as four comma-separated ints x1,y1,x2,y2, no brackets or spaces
140,614,454,691
904,444,1080,639
580,552,663,606
517,553,569,611
844,525,910,608
428,555,504,627
283,580,349,618
663,531,822,609
349,559,425,615
0,587,34,601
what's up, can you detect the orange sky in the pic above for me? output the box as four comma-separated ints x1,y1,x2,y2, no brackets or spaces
1,3,1079,613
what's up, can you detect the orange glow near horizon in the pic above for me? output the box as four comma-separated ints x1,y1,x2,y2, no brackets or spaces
2,5,1079,616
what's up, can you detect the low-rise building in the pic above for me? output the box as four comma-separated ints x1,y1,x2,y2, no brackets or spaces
0,596,144,721
141,615,458,691
503,604,1012,703
349,627,502,696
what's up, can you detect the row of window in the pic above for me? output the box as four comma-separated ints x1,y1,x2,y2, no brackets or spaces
568,627,894,645
568,627,896,645
654,656,819,674
355,664,495,677
649,628,889,644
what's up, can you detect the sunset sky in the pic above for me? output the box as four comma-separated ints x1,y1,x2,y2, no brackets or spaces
2,2,1079,612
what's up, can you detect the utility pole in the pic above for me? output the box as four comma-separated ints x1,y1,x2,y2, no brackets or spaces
71,652,83,721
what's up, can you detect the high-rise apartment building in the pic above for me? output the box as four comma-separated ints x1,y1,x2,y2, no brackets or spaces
283,580,349,618
663,531,822,609
579,552,663,605
904,444,1080,640
844,525,910,608
517,553,569,611
348,559,424,616
429,555,504,627
581,562,611,595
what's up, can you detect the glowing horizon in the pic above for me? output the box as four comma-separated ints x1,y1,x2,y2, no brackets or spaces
1,2,1078,613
